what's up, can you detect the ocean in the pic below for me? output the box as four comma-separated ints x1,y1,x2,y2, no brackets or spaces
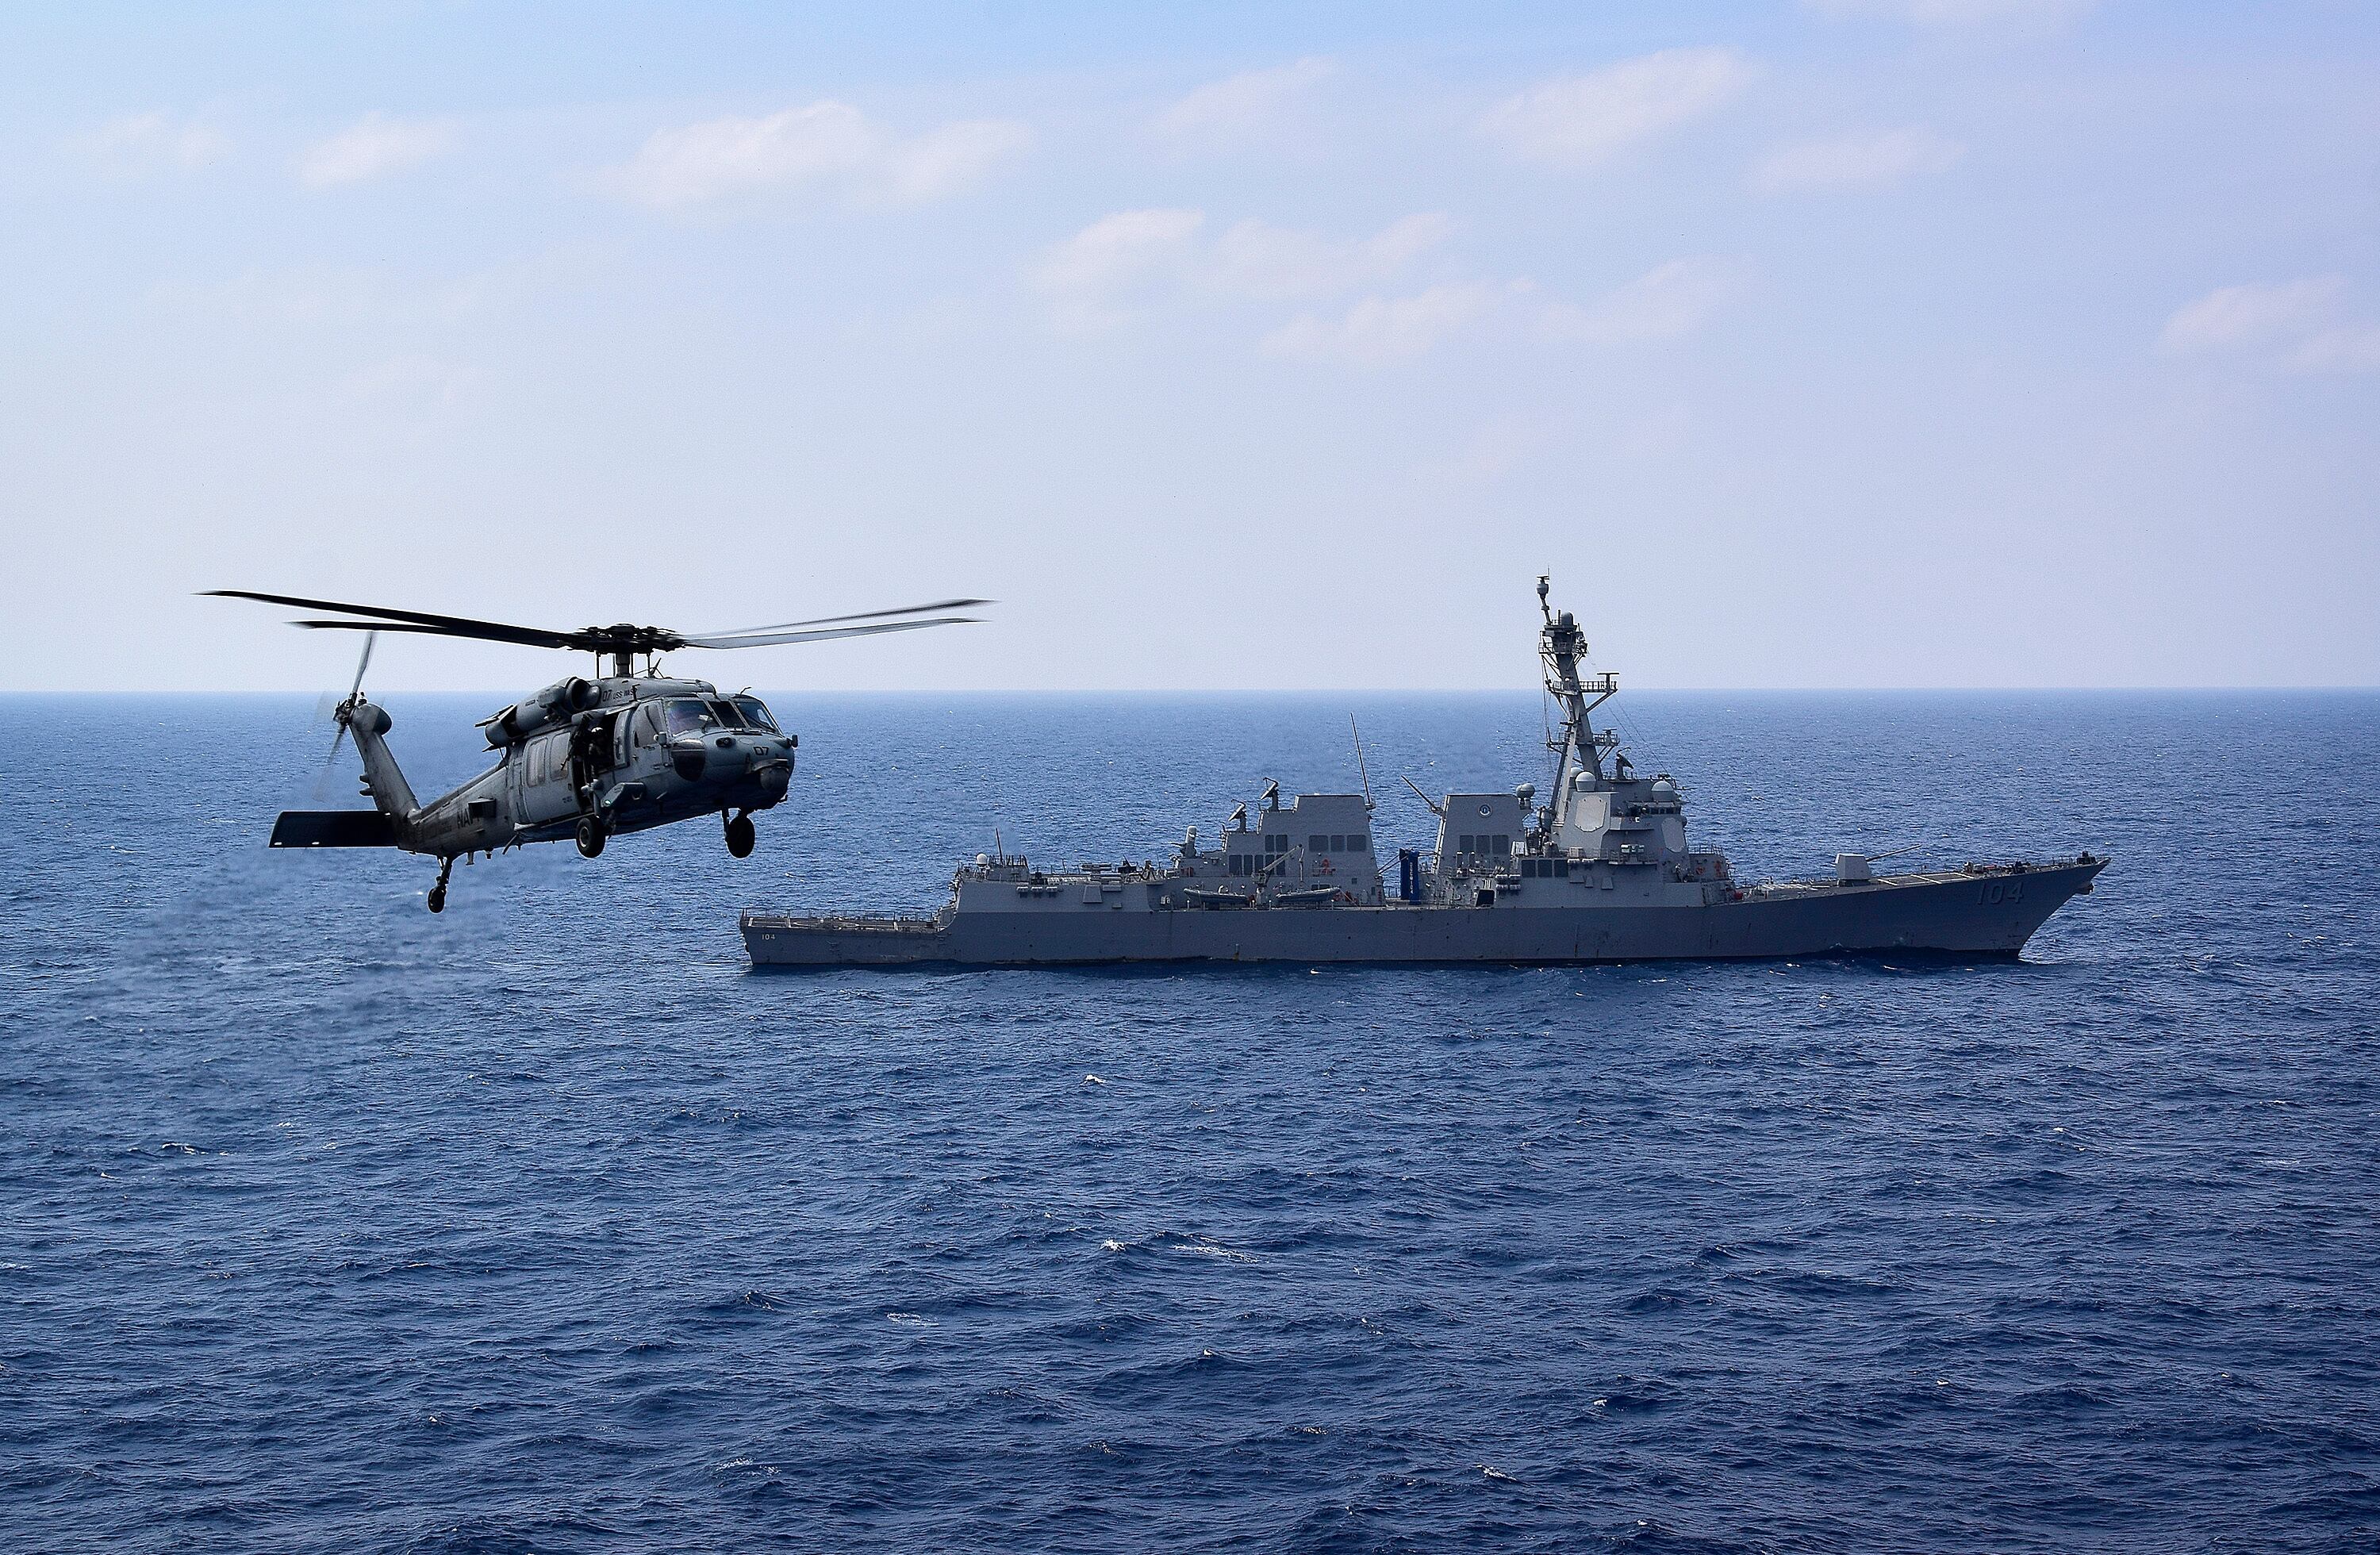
2,689,2375,1552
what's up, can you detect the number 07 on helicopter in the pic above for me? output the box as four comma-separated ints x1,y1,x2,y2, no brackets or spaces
205,590,987,912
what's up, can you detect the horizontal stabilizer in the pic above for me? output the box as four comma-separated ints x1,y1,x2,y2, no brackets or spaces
271,810,398,848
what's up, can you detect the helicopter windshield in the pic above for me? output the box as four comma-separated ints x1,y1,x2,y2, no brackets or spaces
662,700,717,739
706,699,748,730
731,696,778,733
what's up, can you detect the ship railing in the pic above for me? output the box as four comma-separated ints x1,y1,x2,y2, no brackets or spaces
1744,853,2103,894
739,909,941,933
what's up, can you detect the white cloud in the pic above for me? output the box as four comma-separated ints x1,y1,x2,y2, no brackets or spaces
1806,0,2097,26
1156,57,1335,145
2159,278,2380,375
298,114,457,189
616,102,1029,209
1540,257,1749,344
2159,278,2344,355
1754,126,1964,193
1262,283,1501,367
82,112,231,173
1209,213,1453,301
1479,48,1755,170
1034,209,1453,330
1034,209,1207,331
881,118,1033,202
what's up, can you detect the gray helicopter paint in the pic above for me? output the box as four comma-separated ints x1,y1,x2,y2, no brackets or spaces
743,577,2107,967
321,675,797,862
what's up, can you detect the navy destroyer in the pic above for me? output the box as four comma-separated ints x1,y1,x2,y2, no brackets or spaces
743,578,2103,966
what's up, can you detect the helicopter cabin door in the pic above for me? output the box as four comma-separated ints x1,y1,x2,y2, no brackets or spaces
516,729,580,827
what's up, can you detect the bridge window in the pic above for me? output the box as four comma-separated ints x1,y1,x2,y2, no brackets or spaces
1309,835,1328,852
1265,834,1287,854
1349,833,1368,853
1494,835,1511,855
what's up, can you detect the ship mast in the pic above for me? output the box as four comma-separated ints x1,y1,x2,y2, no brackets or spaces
1537,575,1620,806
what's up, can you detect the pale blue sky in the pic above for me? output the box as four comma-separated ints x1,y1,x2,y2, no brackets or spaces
4,2,2375,690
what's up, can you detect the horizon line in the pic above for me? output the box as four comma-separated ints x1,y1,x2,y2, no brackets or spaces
6,684,2378,697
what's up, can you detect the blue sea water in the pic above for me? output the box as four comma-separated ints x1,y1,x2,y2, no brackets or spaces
2,689,2376,1553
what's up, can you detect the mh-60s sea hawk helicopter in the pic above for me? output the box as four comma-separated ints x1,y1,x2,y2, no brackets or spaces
207,589,985,912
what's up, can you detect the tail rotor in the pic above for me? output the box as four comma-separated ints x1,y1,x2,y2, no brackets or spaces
328,629,378,760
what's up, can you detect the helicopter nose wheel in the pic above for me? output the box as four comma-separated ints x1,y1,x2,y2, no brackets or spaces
576,816,608,858
724,810,756,859
428,856,453,913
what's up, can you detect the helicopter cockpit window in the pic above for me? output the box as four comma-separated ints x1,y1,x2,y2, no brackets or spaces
731,697,778,733
662,700,716,739
706,700,747,730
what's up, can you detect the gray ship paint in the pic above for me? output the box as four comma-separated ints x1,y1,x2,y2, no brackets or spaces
743,579,2105,967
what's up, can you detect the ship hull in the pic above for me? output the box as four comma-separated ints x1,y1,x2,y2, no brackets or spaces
743,861,2104,968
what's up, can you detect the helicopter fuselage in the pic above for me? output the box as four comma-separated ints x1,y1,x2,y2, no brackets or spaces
319,674,794,868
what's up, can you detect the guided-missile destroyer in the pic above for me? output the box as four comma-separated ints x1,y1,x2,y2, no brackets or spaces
743,578,2104,967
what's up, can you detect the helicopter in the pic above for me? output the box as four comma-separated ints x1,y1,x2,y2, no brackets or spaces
206,589,987,912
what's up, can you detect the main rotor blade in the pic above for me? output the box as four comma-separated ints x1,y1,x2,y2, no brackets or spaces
204,590,586,650
288,618,582,650
695,598,993,635
676,616,979,650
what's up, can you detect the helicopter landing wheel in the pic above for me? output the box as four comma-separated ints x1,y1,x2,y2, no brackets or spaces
577,816,608,858
428,857,452,913
724,812,756,859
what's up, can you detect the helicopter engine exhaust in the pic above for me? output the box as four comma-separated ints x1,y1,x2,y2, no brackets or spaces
483,676,599,746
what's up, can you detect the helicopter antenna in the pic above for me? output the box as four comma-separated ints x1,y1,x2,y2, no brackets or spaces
1349,715,1375,812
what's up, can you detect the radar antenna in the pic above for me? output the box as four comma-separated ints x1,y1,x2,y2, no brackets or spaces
1536,574,1619,801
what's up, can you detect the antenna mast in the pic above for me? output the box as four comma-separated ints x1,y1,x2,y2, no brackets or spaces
1537,574,1620,801
1350,715,1375,812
